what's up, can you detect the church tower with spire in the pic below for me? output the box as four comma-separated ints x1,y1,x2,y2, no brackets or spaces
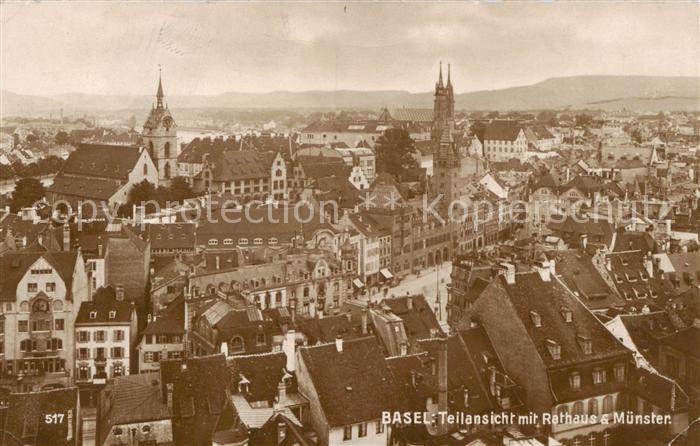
142,69,178,186
431,63,461,202
431,62,456,142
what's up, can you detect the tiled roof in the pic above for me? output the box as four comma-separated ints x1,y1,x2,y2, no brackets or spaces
606,251,677,304
48,174,122,201
660,326,700,358
159,354,230,446
2,387,79,446
391,108,434,123
60,143,142,181
208,150,269,182
555,251,622,310
228,351,288,403
498,272,629,368
302,120,389,134
298,336,401,427
148,223,196,251
75,286,133,325
483,120,524,141
295,314,356,345
382,295,442,339
178,137,238,164
107,373,172,425
613,231,658,253
142,296,185,335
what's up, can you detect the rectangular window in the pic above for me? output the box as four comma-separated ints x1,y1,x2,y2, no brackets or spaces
256,333,266,346
95,331,106,342
111,347,124,358
593,368,607,385
78,348,90,360
27,283,38,293
614,364,625,382
569,372,581,390
376,421,384,434
54,319,64,330
144,352,154,362
343,426,352,441
78,331,90,342
358,423,367,437
18,320,28,332
113,330,125,342
45,282,56,292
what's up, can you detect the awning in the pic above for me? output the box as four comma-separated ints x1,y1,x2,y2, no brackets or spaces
353,278,365,288
380,268,394,280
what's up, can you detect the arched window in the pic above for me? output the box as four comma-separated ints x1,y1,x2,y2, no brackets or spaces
20,301,29,312
229,336,244,353
238,238,249,246
603,395,613,414
588,398,599,416
32,299,49,313
52,300,63,312
143,162,148,176
164,142,171,158
572,401,584,416
164,162,171,179
148,141,154,158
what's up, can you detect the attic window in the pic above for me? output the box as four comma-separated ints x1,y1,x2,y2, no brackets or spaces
622,290,631,300
561,308,573,323
640,271,649,281
90,311,97,319
530,311,542,327
614,274,623,284
546,339,561,360
634,288,647,299
577,334,593,355
625,272,637,283
621,258,629,266
109,310,116,319
650,289,658,299
569,372,581,390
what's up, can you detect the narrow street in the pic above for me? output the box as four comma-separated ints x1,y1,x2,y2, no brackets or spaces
388,261,452,331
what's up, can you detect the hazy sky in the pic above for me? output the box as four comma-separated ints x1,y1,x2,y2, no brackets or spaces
1,1,698,96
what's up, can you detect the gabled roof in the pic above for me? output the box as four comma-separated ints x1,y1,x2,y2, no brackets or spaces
0,251,79,302
660,326,700,359
178,137,238,164
147,223,196,251
48,174,123,201
228,351,288,403
555,251,622,310
295,314,356,345
298,336,400,427
483,120,524,142
106,373,172,426
60,143,142,181
208,150,269,182
382,295,442,339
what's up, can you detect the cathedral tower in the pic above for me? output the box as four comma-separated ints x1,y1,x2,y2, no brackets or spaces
142,70,179,186
431,62,456,142
431,63,460,203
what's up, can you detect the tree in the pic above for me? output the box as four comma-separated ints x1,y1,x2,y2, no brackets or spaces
167,176,195,203
486,111,500,119
575,114,593,126
55,131,70,145
374,128,419,182
10,178,46,212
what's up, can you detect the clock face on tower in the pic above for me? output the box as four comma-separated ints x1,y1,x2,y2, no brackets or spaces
163,116,173,129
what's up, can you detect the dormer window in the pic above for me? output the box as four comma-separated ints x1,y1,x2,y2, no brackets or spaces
530,311,542,327
625,272,637,283
621,258,629,266
546,339,561,360
634,288,647,299
614,274,623,284
577,334,592,355
561,308,573,323
650,289,658,298
109,310,116,319
622,290,631,300
238,375,250,393
640,271,649,281
89,311,97,319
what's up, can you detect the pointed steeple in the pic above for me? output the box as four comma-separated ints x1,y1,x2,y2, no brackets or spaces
156,65,164,109
438,61,444,89
447,64,452,90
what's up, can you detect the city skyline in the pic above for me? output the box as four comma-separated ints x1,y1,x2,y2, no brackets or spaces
1,1,699,97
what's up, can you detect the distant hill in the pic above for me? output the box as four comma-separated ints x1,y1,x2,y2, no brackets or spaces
2,75,698,117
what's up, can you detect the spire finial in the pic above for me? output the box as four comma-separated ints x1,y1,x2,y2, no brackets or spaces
447,63,452,87
156,65,164,108
438,61,444,88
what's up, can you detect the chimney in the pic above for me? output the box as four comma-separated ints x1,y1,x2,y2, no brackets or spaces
220,341,229,356
645,253,654,278
62,224,70,251
284,330,296,372
335,335,343,353
317,309,324,319
536,261,551,282
605,256,612,271
115,284,124,301
436,337,449,436
215,256,220,270
503,263,515,285
361,308,368,335
277,380,287,403
406,296,413,310
400,342,408,357
309,301,316,318
345,309,352,323
580,234,588,250
97,242,103,257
